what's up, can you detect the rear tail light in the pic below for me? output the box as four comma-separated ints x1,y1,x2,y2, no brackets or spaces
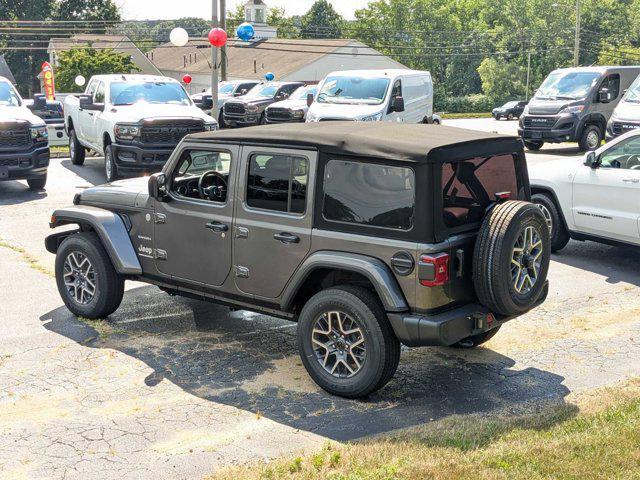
419,253,449,287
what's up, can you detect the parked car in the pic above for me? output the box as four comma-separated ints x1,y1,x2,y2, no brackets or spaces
606,73,640,139
519,66,640,152
529,128,640,252
0,77,49,190
492,101,527,120
223,82,304,128
265,85,317,124
191,80,260,127
64,74,217,182
306,69,433,123
24,97,68,147
46,122,550,398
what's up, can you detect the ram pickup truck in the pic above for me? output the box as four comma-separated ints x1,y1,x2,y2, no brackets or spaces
64,74,217,182
0,76,49,190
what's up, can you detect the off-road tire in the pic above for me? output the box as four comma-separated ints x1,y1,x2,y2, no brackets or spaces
104,144,119,182
578,124,603,152
452,326,502,348
532,193,570,252
524,140,544,151
473,201,551,317
55,232,124,319
69,129,85,166
297,285,401,399
27,175,47,190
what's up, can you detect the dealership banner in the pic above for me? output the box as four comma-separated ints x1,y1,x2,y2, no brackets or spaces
41,62,56,100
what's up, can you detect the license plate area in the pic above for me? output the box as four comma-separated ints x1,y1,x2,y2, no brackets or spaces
531,131,542,139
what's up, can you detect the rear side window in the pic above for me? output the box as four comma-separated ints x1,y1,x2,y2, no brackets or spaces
442,155,518,229
323,160,415,231
247,154,309,214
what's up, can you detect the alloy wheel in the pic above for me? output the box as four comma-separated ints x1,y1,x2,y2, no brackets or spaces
536,204,553,235
69,133,75,159
586,130,600,149
312,311,366,378
105,149,112,180
63,252,97,305
510,225,543,295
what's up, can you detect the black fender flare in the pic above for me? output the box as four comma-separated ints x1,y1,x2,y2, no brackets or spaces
280,251,409,313
577,112,607,137
529,184,570,232
46,206,142,275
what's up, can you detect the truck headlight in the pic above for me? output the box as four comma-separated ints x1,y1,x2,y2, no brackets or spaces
203,122,217,131
246,104,259,113
360,111,383,122
114,124,141,141
30,125,48,143
292,109,305,119
559,105,585,115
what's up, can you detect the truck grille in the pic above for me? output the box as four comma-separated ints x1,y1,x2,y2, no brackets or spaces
612,122,640,135
523,116,557,129
140,123,204,145
0,127,31,149
224,103,246,115
267,108,292,121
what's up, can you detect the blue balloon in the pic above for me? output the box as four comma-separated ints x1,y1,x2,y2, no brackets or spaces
265,72,275,81
236,22,255,42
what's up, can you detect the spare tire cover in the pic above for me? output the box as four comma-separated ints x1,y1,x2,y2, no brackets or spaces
473,200,550,317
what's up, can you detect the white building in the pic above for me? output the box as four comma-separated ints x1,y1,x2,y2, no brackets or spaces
243,0,277,40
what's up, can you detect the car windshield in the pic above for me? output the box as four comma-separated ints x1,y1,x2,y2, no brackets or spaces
219,83,236,95
317,76,390,105
110,81,191,106
246,84,279,99
502,101,518,108
292,86,317,101
535,71,601,100
0,82,21,106
623,76,640,103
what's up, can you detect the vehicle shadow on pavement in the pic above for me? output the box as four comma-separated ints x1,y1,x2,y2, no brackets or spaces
41,285,572,442
0,180,47,205
553,241,640,287
60,158,108,186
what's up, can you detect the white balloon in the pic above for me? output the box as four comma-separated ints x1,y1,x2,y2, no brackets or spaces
170,27,189,47
75,75,86,87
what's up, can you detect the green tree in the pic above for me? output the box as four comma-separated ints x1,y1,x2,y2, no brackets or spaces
267,7,299,39
300,0,344,39
151,17,211,40
477,57,527,101
55,48,139,92
52,0,120,23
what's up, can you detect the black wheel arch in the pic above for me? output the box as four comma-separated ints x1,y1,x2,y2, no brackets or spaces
530,185,570,232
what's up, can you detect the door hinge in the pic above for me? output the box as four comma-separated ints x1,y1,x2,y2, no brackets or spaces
234,266,249,278
154,213,167,224
154,249,167,260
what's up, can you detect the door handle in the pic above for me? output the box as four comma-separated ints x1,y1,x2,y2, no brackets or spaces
87,112,94,116
274,232,300,244
205,221,229,233
622,178,639,183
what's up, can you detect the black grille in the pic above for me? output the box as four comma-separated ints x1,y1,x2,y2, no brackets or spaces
612,122,640,135
225,103,246,115
140,123,204,145
266,108,292,121
0,127,31,149
523,116,557,129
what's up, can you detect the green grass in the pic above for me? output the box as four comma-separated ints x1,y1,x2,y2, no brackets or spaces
211,381,640,480
441,112,493,119
0,239,54,277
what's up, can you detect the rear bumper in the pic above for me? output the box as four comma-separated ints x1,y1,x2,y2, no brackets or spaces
388,281,549,347
0,145,49,181
112,142,175,174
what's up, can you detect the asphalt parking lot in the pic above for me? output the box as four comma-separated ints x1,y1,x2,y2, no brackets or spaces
2,118,640,479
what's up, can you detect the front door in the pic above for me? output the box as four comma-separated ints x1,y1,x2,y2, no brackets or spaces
154,145,238,287
233,147,316,298
573,135,640,245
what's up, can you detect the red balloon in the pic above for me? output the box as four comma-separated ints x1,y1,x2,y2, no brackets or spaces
183,74,192,84
208,28,227,47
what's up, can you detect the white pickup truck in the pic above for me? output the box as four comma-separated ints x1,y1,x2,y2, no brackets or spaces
529,129,640,252
65,74,217,182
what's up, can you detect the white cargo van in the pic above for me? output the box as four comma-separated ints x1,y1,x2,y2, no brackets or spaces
306,69,433,123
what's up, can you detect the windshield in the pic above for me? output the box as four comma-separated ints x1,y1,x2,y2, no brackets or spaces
623,76,640,104
502,101,518,108
219,83,236,95
292,86,317,101
110,81,191,106
246,84,279,99
0,82,21,106
317,76,390,105
535,71,601,100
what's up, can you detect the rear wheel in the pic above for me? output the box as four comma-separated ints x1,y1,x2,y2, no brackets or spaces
27,174,47,190
579,125,603,152
524,140,544,151
532,193,570,252
69,129,85,166
297,286,400,399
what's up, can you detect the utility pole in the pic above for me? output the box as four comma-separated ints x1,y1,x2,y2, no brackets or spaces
220,0,227,81
526,51,531,99
211,0,219,115
573,0,581,66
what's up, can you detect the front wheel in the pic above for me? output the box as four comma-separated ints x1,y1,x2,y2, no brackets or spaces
55,232,124,319
27,174,47,190
104,144,119,182
297,286,400,399
507,113,514,121
579,125,603,152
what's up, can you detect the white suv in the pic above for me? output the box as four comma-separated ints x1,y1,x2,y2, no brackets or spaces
529,129,640,251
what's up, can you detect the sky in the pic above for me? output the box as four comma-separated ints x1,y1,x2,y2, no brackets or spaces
119,0,374,22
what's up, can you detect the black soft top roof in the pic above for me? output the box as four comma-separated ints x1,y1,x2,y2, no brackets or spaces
188,122,523,163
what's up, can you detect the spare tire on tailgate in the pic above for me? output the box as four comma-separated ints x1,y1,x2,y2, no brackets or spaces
473,201,550,317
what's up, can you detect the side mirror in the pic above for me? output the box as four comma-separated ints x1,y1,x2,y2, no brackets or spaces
307,93,315,107
33,94,47,110
79,94,104,112
584,151,598,169
392,96,405,113
598,88,611,103
148,173,168,200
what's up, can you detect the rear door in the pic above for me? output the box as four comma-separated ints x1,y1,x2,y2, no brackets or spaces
572,135,640,245
232,147,316,298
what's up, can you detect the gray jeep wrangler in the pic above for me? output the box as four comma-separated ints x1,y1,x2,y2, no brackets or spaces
46,123,550,398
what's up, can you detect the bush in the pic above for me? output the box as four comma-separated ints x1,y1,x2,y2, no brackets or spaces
435,94,495,114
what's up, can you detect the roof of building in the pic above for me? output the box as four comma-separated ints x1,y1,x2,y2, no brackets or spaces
0,55,16,84
148,38,368,79
189,122,523,163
